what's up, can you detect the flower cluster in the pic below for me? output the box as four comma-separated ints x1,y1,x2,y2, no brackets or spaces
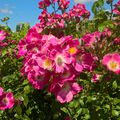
39,0,70,10
58,0,70,10
18,29,87,103
114,37,120,45
17,0,120,104
68,4,90,18
39,0,51,8
81,29,120,74
81,31,102,47
113,0,120,15
102,53,120,74
0,30,8,47
0,87,14,110
38,10,65,29
91,74,101,83
81,28,112,48
36,1,90,37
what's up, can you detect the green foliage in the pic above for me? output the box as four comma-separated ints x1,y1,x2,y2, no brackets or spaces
92,0,104,15
0,0,120,120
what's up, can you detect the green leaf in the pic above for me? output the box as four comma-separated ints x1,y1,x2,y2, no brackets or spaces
92,0,104,15
23,95,29,107
14,105,22,114
112,110,119,117
103,104,110,110
92,2,97,15
26,108,32,115
112,81,118,89
76,108,82,115
84,114,90,119
82,108,89,114
2,48,7,56
69,100,79,108
60,107,69,114
98,20,114,32
24,85,30,94
98,24,105,32
113,99,120,105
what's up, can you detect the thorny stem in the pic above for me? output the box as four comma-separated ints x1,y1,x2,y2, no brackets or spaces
66,105,73,119
110,1,113,20
51,2,57,13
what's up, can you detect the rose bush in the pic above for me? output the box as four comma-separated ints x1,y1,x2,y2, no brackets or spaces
0,0,120,119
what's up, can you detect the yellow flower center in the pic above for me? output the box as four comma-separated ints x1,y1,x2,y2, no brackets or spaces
63,83,70,91
36,76,44,81
108,61,119,71
43,59,52,70
2,98,8,104
55,55,65,66
57,57,63,65
31,37,37,41
62,71,70,78
68,47,77,55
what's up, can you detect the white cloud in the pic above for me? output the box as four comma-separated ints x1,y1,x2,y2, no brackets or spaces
74,0,98,3
74,0,91,3
0,8,13,14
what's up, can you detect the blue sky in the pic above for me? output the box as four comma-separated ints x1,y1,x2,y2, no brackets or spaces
0,0,118,30
0,0,40,30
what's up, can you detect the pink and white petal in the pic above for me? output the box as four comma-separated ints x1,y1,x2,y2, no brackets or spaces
56,65,64,73
102,54,112,65
75,63,83,72
71,83,83,95
57,90,73,103
6,93,14,109
0,87,3,96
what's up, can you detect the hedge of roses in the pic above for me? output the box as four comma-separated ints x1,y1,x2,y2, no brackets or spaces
0,0,120,119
